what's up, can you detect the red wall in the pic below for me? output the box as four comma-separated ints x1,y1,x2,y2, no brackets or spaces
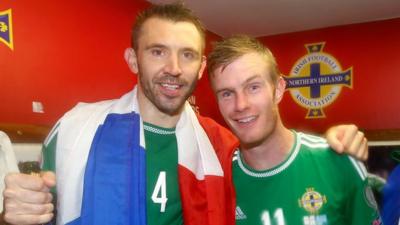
1,0,399,134
259,18,400,133
0,0,149,125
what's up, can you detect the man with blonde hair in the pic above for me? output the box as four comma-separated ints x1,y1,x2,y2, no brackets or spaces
208,35,381,225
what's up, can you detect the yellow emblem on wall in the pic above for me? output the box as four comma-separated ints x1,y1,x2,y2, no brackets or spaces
0,9,13,50
284,42,352,118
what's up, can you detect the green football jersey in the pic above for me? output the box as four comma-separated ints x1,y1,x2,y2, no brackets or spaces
42,122,183,225
143,122,183,225
233,131,381,225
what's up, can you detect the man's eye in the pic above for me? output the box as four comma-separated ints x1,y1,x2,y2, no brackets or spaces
248,84,260,93
183,51,195,59
221,91,232,99
151,49,163,56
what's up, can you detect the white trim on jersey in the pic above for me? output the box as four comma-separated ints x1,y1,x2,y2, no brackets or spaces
236,132,301,178
348,156,367,180
143,124,175,135
300,133,326,143
299,132,330,149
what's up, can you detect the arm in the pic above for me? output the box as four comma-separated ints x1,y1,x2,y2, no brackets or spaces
325,124,368,161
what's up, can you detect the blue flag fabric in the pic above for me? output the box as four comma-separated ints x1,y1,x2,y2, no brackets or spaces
0,9,13,50
66,112,146,225
382,165,400,225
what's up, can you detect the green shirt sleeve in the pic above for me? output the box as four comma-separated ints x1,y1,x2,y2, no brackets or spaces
344,158,382,224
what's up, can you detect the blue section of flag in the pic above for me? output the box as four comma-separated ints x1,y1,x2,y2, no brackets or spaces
68,112,147,225
0,9,12,48
382,165,400,225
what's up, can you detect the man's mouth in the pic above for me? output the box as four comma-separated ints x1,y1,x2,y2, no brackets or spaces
236,116,257,124
161,83,181,90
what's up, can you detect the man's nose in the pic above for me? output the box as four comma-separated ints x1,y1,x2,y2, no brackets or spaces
235,92,250,112
164,53,182,76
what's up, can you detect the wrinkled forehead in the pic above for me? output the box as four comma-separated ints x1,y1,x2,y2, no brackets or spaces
137,17,204,53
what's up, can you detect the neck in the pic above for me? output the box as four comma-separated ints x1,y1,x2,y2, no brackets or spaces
240,121,294,171
137,88,182,128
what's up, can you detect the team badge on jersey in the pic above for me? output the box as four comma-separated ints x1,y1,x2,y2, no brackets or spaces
298,187,327,214
284,42,352,118
0,9,13,50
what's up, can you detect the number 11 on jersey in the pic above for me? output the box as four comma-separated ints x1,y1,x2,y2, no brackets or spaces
151,171,168,212
262,208,285,225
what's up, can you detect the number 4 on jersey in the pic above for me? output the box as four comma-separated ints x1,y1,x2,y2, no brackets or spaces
151,171,168,212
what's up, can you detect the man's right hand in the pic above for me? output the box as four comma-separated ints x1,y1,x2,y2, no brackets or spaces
3,171,56,225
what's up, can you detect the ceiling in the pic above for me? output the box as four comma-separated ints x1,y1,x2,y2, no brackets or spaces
147,0,400,37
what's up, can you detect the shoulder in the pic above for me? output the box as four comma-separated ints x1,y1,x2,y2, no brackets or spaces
296,131,334,158
58,99,117,129
298,132,329,150
64,99,116,118
44,99,117,146
297,131,368,181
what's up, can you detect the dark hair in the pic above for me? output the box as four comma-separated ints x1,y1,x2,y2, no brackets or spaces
131,2,205,52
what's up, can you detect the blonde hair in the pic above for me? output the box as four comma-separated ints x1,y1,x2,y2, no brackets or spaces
207,35,280,84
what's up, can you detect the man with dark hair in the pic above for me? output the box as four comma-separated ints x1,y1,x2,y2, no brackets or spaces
3,4,368,225
208,35,381,225
4,3,235,225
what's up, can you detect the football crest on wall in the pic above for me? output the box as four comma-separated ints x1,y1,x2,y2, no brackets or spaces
0,9,13,50
284,42,352,118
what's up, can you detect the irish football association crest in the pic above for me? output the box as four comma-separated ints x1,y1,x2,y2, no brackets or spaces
298,187,327,214
284,42,352,118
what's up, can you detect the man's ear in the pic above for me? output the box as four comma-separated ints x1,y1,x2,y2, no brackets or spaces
197,56,207,80
124,48,139,74
275,76,286,103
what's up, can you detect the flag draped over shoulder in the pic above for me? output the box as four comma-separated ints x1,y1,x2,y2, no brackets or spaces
51,86,232,225
0,9,13,50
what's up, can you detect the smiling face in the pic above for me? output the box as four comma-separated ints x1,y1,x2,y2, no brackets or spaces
127,17,206,116
212,52,285,148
